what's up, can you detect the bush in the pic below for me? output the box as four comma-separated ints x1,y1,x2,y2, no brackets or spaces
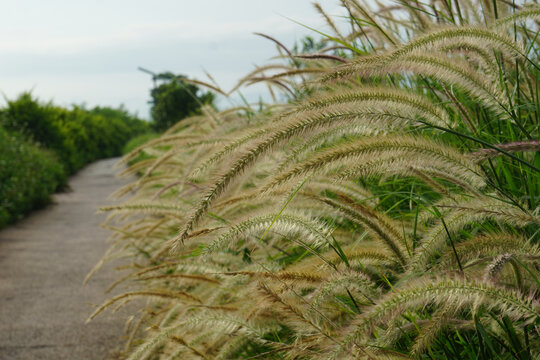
123,132,160,154
0,127,66,228
89,106,150,136
122,132,160,170
0,93,63,149
0,93,151,174
0,93,151,226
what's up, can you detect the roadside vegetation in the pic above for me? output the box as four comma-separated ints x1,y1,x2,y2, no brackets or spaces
0,93,149,228
122,132,161,169
147,72,215,132
0,127,65,227
92,1,539,359
121,71,215,165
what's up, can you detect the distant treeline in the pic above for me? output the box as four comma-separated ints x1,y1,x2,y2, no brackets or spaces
0,93,150,228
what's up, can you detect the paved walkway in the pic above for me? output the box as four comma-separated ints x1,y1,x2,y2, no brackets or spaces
0,158,134,360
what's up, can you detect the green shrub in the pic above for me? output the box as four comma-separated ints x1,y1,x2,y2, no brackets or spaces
0,93,151,226
0,126,66,228
0,93,64,151
0,93,151,174
122,132,160,168
88,106,150,136
123,132,160,154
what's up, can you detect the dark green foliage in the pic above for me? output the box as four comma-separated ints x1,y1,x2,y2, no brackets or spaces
0,92,151,227
150,72,214,131
0,93,150,174
0,127,66,228
123,132,160,155
1,93,64,152
122,132,160,167
89,105,150,137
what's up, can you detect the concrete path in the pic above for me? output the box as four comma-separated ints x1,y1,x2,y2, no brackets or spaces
0,158,135,360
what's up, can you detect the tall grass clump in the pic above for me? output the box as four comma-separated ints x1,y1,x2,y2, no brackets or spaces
91,1,540,359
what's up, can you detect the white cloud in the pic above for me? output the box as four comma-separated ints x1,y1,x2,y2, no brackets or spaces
0,0,346,117
0,16,322,54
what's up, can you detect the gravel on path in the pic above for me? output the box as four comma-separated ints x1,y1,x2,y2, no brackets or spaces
0,158,135,360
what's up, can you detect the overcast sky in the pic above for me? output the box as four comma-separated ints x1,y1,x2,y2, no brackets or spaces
0,0,344,119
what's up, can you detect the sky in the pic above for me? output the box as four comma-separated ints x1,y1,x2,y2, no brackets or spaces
0,0,344,119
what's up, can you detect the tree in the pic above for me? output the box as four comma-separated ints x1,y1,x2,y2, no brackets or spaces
149,72,214,131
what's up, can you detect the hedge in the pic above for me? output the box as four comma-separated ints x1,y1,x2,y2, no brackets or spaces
0,93,150,174
0,127,66,227
0,93,151,228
